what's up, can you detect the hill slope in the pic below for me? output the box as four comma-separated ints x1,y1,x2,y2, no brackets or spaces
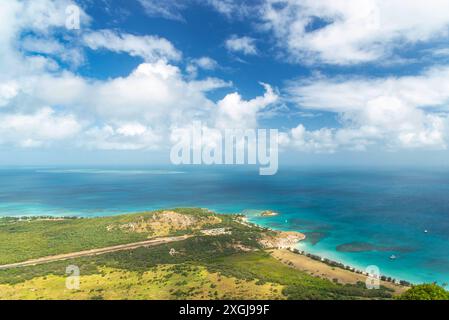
0,208,401,300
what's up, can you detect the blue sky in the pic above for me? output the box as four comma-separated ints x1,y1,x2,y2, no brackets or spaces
2,0,449,166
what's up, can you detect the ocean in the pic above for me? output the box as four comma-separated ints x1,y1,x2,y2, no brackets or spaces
1,166,448,285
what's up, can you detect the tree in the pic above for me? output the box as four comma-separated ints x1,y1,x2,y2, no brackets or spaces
398,284,449,300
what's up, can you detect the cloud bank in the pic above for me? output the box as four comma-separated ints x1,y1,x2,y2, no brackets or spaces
2,0,449,161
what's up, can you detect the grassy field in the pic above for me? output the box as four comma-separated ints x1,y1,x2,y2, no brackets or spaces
0,208,230,265
0,208,399,300
0,265,283,300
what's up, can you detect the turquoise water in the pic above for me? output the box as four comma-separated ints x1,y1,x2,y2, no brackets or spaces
1,166,449,285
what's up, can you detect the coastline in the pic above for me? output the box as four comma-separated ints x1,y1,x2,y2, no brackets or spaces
0,208,413,290
2,167,449,288
1,207,411,300
270,249,408,294
242,213,412,291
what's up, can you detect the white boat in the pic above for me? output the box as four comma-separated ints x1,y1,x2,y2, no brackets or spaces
390,255,397,260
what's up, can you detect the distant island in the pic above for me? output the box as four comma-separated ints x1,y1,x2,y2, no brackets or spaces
0,208,442,300
260,210,279,217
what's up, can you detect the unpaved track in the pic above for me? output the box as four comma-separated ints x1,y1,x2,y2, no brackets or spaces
0,235,192,270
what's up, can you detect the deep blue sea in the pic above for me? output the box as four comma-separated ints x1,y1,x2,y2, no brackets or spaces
1,166,449,285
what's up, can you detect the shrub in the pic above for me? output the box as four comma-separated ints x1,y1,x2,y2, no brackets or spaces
398,284,449,300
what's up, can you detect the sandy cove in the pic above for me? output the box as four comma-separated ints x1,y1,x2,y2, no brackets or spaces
237,213,409,295
270,249,408,294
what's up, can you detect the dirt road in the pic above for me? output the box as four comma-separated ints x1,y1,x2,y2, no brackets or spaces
0,235,192,270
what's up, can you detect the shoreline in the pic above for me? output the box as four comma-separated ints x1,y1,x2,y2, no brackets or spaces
269,249,408,294
241,214,413,289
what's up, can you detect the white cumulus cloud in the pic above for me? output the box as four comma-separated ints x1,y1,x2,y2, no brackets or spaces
286,67,449,151
260,0,449,65
225,35,258,55
0,107,82,147
83,30,182,62
216,83,278,129
83,123,161,151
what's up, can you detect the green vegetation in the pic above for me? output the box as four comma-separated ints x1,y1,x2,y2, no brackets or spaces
0,208,406,300
205,251,393,300
398,284,449,300
0,208,230,265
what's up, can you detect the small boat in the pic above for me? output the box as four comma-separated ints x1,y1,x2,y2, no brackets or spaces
390,255,397,260
424,230,428,233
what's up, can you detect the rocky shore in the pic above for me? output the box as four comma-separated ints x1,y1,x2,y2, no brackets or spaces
259,231,306,249
238,211,412,290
